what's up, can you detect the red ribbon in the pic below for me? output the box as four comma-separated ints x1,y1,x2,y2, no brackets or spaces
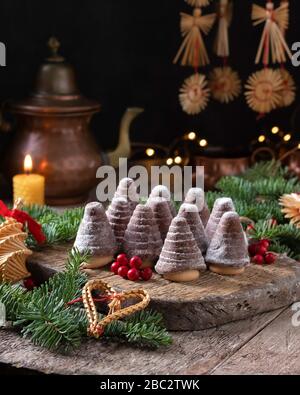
0,200,46,244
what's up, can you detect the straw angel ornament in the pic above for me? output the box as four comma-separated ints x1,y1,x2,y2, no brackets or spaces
245,0,293,114
209,0,241,103
185,0,211,8
174,7,216,114
276,0,296,108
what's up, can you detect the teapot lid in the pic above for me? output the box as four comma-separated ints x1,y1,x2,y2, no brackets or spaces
11,37,100,115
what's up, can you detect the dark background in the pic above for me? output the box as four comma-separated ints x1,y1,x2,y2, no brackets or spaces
0,0,299,157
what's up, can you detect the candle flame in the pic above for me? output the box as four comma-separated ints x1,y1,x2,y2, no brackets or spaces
24,155,33,174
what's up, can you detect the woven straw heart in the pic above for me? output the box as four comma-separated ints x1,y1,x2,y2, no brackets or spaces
82,279,150,338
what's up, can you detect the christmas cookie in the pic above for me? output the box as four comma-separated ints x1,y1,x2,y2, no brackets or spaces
206,211,250,276
184,187,210,227
205,197,235,241
155,217,206,282
74,202,117,269
124,204,163,267
178,203,208,253
150,185,177,217
114,178,138,215
146,197,173,242
106,197,131,250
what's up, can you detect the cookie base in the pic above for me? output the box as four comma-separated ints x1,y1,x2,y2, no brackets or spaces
209,264,245,276
81,255,114,270
163,270,200,282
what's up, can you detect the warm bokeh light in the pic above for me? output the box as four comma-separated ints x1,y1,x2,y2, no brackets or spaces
166,158,173,166
258,135,266,143
174,156,182,164
188,132,196,141
271,126,279,134
298,143,300,149
145,148,155,157
283,134,292,142
199,139,208,147
24,154,33,173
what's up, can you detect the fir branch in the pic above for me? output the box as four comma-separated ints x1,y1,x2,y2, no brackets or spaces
24,206,84,249
0,250,171,351
102,311,172,348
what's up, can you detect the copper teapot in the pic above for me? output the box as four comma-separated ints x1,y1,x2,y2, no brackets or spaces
1,38,143,205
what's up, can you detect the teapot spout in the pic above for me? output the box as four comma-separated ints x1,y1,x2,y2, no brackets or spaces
108,107,144,168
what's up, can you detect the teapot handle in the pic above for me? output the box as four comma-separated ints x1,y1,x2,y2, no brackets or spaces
250,147,276,164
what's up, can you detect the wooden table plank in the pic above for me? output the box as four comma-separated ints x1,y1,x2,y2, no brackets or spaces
0,309,284,375
28,245,300,331
212,306,300,375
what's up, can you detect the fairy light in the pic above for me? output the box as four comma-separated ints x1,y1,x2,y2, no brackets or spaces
283,134,292,142
199,139,208,147
187,132,196,141
271,126,280,134
174,156,182,164
258,135,266,143
145,148,155,157
166,158,173,166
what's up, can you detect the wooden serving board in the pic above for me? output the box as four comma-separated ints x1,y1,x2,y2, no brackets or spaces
27,243,300,331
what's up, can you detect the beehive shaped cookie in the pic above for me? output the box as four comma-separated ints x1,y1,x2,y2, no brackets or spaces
206,211,250,276
106,197,131,251
150,185,177,217
155,217,206,282
184,187,210,227
146,197,173,242
0,218,32,283
74,202,117,269
114,178,139,215
124,204,163,267
178,203,208,254
205,197,235,242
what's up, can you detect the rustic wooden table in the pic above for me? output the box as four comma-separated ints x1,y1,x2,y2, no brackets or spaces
0,202,299,375
0,305,299,375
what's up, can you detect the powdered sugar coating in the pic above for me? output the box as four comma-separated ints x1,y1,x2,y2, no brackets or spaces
106,197,131,250
184,187,210,227
206,211,250,268
205,197,235,241
114,178,139,215
124,204,163,261
74,202,117,256
150,185,177,217
178,203,208,253
146,197,173,241
155,217,206,275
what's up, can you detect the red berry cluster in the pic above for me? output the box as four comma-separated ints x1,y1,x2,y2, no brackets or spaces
111,253,153,282
248,239,276,265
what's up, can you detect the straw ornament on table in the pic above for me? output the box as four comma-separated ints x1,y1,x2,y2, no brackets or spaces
174,3,216,114
209,0,241,103
245,0,294,115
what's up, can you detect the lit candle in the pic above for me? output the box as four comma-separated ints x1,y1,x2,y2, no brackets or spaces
13,155,45,206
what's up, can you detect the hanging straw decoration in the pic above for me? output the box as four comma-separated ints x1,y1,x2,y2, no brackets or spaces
245,0,293,115
276,1,296,107
185,0,211,8
209,0,241,103
173,8,216,68
174,6,216,115
252,1,291,65
179,73,210,114
277,68,296,107
209,67,241,103
245,68,283,114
